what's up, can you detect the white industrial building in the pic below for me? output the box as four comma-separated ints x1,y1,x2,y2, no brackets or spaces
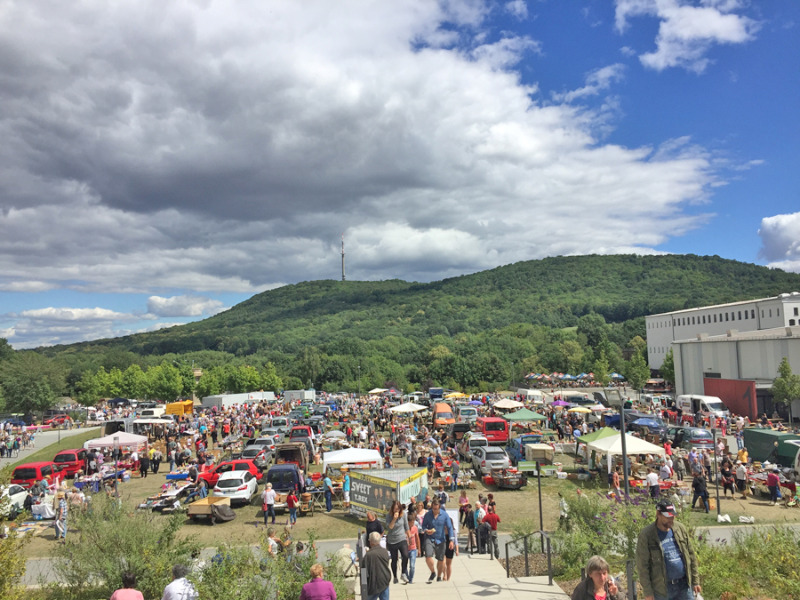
646,292,800,370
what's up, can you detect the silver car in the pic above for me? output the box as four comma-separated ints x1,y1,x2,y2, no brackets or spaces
472,447,512,476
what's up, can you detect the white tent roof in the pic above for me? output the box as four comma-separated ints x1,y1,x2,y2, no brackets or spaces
368,388,388,394
388,402,427,413
494,398,524,409
85,431,148,449
585,433,665,456
322,448,382,472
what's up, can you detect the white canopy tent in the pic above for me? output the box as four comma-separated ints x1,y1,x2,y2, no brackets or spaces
388,402,427,413
322,448,382,473
493,398,524,410
584,433,665,473
84,431,148,450
368,388,388,395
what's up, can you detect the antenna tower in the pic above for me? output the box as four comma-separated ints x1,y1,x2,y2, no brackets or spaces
341,234,346,281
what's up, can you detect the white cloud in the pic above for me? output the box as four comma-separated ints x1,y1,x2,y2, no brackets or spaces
758,212,800,272
615,0,759,72
553,64,626,103
0,0,739,348
505,0,528,20
147,295,226,318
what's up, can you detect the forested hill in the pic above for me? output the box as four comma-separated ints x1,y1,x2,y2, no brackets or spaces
43,254,800,360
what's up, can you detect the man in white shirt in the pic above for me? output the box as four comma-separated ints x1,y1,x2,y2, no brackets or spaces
161,564,197,600
646,467,661,499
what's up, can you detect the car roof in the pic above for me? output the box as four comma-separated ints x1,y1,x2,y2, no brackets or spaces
216,470,250,481
15,461,56,468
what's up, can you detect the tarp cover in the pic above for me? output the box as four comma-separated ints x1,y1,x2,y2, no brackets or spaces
323,448,382,472
85,431,148,449
210,504,236,522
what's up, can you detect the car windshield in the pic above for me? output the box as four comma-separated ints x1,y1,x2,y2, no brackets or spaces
485,451,506,460
485,422,505,431
53,455,74,463
242,449,261,458
13,468,36,480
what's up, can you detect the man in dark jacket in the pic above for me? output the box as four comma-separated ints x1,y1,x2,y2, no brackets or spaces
636,501,700,600
362,531,391,600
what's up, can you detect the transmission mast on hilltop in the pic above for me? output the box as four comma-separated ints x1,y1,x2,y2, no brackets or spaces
341,234,346,281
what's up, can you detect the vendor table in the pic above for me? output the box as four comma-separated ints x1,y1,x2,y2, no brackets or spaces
32,504,56,519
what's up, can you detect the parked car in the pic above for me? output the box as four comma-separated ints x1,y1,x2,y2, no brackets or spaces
198,459,263,488
52,448,88,478
259,427,284,446
0,484,28,518
265,463,305,502
268,416,290,435
240,446,271,470
11,462,65,489
245,437,276,455
667,426,714,450
43,414,71,426
290,425,314,441
212,471,259,506
505,434,544,465
457,433,489,460
471,447,512,476
446,422,472,446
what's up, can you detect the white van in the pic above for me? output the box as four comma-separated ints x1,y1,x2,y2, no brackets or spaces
455,405,479,425
676,394,729,420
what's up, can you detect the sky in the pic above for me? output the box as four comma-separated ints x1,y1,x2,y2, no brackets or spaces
0,0,798,349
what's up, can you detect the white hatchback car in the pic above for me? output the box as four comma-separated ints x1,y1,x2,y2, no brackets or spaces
212,471,258,506
0,484,28,518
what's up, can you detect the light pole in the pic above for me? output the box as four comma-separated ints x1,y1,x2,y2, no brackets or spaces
712,428,721,516
620,403,631,498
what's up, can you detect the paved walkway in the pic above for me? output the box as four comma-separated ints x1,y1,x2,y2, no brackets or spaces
354,551,570,600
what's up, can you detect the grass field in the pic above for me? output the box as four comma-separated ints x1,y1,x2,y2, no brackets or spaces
10,435,800,559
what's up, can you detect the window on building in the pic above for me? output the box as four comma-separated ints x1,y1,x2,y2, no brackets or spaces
794,307,799,316
777,309,780,317
769,309,773,317
713,314,716,323
725,313,729,322
738,311,742,320
744,311,748,320
791,319,796,326
751,309,755,319
702,315,705,324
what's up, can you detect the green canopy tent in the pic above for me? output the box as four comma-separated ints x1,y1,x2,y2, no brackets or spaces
503,407,546,421
578,426,619,445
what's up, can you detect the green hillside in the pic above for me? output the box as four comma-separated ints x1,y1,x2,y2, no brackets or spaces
49,253,798,355
25,253,800,398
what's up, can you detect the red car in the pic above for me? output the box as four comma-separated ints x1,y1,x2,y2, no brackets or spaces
11,461,65,489
198,459,263,487
53,448,88,478
44,414,71,426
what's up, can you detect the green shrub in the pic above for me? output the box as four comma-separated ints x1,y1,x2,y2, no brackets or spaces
43,493,200,600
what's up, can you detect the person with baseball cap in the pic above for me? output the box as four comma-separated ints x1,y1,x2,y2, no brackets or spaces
636,501,700,600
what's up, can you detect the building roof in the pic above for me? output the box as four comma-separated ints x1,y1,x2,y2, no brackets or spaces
648,292,800,318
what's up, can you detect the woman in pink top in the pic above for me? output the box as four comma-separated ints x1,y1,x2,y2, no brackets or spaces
299,563,337,600
109,572,144,600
